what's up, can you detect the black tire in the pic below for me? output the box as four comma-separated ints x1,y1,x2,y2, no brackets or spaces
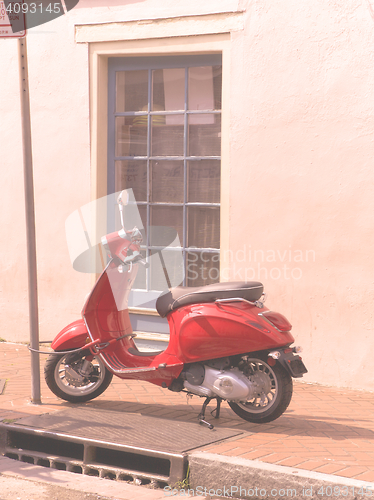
44,350,113,403
228,357,293,424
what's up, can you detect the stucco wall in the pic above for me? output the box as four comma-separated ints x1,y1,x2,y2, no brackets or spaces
229,0,374,389
1,0,374,390
0,14,92,343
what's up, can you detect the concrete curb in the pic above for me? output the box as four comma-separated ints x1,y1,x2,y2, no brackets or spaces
0,455,169,500
188,452,374,499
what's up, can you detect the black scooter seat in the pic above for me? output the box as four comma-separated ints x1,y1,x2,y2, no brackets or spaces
156,281,264,318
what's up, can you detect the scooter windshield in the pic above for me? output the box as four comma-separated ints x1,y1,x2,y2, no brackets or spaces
65,189,184,310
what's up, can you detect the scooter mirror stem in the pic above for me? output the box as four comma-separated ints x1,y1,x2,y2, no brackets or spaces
119,205,125,231
117,190,129,230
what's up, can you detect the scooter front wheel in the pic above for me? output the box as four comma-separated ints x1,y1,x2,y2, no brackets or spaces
44,350,113,403
228,357,293,424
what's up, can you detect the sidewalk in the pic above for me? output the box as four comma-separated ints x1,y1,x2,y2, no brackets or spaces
0,342,374,497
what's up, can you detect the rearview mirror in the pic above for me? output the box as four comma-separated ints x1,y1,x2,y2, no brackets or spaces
117,190,129,207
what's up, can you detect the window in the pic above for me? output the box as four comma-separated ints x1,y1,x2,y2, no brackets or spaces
108,55,222,303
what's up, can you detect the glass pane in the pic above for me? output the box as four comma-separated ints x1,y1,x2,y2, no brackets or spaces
186,251,220,287
187,206,220,248
132,249,146,289
188,114,221,157
150,249,184,290
152,68,185,112
115,160,147,202
151,116,184,156
150,206,183,246
115,116,147,157
188,160,220,203
137,205,147,229
188,66,222,111
116,70,148,113
151,160,184,203
212,66,222,110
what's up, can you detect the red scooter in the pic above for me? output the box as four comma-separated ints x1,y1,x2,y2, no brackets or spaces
45,191,307,427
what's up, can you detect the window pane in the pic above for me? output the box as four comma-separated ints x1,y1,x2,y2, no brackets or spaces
115,116,148,157
151,116,184,156
115,160,147,202
187,206,220,248
188,160,220,203
188,66,222,111
151,160,184,203
150,249,184,290
152,68,185,111
150,206,183,246
188,114,221,157
138,205,147,229
132,249,146,289
186,251,220,287
116,70,148,113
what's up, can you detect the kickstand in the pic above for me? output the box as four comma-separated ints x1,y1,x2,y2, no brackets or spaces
198,397,215,430
211,397,222,419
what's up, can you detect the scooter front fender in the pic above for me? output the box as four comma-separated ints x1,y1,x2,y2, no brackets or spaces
51,319,89,351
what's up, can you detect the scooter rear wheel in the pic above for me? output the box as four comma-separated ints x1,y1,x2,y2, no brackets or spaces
44,350,113,403
228,357,292,424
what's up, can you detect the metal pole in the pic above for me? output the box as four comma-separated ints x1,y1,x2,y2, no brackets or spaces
18,36,41,404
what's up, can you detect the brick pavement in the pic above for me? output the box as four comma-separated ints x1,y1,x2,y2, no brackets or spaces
0,342,374,484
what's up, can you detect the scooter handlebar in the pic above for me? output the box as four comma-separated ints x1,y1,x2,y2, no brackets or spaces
132,254,149,268
121,252,149,268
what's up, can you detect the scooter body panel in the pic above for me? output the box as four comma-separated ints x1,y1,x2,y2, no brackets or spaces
164,302,295,364
51,319,89,351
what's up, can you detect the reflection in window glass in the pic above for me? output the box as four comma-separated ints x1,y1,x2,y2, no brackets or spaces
188,160,220,203
151,160,184,203
132,250,146,289
116,70,148,112
188,114,221,157
188,66,216,111
152,68,185,111
188,66,222,110
186,251,220,287
150,206,183,246
137,205,147,230
151,115,184,156
150,249,185,291
188,206,220,249
115,160,147,202
115,116,148,157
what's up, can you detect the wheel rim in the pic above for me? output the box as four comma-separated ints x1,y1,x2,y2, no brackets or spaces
54,353,106,397
236,358,278,414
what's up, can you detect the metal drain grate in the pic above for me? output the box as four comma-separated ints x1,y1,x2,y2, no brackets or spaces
12,407,243,453
0,425,184,485
0,408,243,486
4,450,168,488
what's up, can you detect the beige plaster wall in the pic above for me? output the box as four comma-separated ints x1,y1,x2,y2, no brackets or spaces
0,15,92,343
228,0,374,390
1,0,374,390
0,1,240,341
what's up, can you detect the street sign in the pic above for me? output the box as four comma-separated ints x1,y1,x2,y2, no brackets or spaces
0,0,25,38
